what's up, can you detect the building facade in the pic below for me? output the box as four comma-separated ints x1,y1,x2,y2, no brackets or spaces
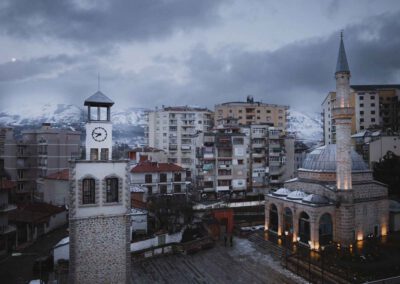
265,33,389,249
130,161,189,199
69,91,130,284
145,106,213,175
322,85,400,145
214,96,289,128
1,125,80,202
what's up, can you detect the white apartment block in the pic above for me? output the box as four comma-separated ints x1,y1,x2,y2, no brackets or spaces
145,106,213,175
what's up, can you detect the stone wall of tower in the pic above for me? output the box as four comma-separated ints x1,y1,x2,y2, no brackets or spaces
69,215,131,284
334,191,355,246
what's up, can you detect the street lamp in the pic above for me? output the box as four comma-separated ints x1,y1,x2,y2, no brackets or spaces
308,240,312,282
296,236,301,273
321,246,325,284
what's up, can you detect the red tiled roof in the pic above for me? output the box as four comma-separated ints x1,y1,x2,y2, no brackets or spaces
45,169,69,181
0,180,15,190
131,161,184,173
9,202,66,224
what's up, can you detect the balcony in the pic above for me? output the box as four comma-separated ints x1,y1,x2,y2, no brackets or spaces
0,203,17,212
203,153,215,159
0,224,16,235
216,186,230,192
181,145,191,151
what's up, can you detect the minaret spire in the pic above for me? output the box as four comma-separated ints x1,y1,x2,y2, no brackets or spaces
336,31,350,74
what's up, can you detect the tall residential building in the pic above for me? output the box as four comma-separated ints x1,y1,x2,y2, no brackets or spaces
322,85,400,144
241,124,295,191
145,106,213,175
0,159,16,256
1,125,80,202
196,118,248,197
214,96,289,128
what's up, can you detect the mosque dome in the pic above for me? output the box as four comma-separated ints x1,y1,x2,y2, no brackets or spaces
272,188,291,197
287,190,307,200
301,144,368,172
302,194,329,205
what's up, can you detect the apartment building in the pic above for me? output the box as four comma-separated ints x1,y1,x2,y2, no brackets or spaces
214,96,289,128
322,85,400,144
0,159,16,255
145,106,213,175
1,124,80,202
130,161,189,199
196,118,248,197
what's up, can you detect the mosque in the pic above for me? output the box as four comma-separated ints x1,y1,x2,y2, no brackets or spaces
264,34,389,249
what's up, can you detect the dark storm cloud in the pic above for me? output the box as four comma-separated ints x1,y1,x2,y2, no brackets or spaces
171,11,400,110
0,0,227,44
0,55,81,82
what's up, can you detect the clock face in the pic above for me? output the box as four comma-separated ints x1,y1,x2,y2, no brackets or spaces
92,127,107,142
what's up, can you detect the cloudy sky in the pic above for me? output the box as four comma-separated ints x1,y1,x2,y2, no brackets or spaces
0,0,399,113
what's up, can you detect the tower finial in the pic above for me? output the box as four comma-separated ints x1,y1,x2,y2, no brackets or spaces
97,73,100,91
335,30,350,74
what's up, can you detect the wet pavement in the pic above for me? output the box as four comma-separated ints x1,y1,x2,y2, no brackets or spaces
131,237,306,284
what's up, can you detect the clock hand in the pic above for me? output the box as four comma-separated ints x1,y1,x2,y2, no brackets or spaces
94,133,102,137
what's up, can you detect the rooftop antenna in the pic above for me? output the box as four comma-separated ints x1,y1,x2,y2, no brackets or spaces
340,30,344,40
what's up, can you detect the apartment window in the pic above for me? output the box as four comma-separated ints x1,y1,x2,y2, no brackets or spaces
257,110,260,113
371,111,375,115
229,109,232,113
257,116,260,119
100,148,109,160
17,182,24,191
174,172,181,182
359,104,364,107
371,118,376,123
371,103,375,107
360,126,364,130
82,178,95,204
238,159,244,165
160,185,167,194
360,118,364,123
17,170,24,179
359,96,364,100
90,148,99,161
359,111,364,115
160,173,167,182
106,178,118,203
145,174,152,183
147,186,153,195
174,184,181,193
238,110,242,113
266,110,271,113
278,109,283,113
370,95,375,100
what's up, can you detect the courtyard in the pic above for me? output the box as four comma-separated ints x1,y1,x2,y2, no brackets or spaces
131,237,306,284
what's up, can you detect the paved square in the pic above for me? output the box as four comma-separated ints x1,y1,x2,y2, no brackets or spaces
131,237,306,284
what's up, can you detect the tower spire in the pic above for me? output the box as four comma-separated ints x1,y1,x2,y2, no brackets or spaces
335,31,350,74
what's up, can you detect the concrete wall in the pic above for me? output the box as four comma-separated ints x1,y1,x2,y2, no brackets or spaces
369,136,400,166
39,179,69,206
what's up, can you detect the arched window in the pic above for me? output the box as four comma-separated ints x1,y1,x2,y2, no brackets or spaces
82,178,95,204
269,204,279,232
299,211,310,244
319,213,333,246
106,178,119,203
283,207,293,234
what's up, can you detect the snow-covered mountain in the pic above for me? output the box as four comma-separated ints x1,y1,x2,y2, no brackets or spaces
0,103,323,146
0,103,147,145
287,110,323,146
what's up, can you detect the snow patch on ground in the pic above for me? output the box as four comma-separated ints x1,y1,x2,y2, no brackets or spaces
230,237,308,284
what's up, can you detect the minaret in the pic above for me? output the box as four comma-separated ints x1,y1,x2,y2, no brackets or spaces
333,32,353,191
333,32,355,247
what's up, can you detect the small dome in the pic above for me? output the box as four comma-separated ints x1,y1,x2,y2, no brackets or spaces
389,200,400,212
301,144,368,172
287,190,307,200
272,188,291,197
302,194,329,205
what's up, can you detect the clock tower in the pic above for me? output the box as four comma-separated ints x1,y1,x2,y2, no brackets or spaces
84,91,114,160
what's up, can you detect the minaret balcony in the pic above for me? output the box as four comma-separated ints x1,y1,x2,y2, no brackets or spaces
332,107,354,119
